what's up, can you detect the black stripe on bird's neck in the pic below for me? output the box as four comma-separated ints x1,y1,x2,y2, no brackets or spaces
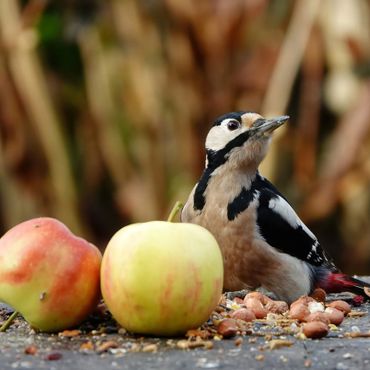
227,186,257,221
193,130,252,211
193,167,213,211
226,172,275,220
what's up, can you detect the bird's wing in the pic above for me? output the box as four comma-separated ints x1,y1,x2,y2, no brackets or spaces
254,177,335,269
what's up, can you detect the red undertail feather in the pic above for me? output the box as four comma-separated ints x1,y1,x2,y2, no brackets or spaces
321,273,370,296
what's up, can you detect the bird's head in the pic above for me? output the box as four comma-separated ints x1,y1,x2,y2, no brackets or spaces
205,112,289,170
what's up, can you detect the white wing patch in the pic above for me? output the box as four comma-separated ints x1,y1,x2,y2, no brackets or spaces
268,196,317,241
307,240,321,262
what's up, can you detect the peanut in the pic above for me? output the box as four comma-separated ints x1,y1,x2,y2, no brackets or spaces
265,300,289,314
244,291,272,305
310,288,326,302
325,307,344,325
217,319,238,338
289,303,310,321
302,321,329,339
327,300,351,315
305,312,330,325
230,308,256,322
244,298,268,319
290,296,315,309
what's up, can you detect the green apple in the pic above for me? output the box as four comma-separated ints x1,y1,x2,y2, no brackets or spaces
0,217,102,332
101,221,223,336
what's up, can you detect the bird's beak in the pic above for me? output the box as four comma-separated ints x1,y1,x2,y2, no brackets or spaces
252,115,289,136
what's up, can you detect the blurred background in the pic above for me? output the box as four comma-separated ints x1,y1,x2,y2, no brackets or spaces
0,0,369,274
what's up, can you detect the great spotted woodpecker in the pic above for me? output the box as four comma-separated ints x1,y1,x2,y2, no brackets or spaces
181,111,370,303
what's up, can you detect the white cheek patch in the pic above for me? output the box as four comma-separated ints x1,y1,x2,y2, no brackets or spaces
268,196,317,241
205,123,245,152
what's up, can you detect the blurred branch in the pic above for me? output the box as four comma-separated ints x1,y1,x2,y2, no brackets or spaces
79,27,133,188
261,0,321,116
0,0,85,235
294,27,323,190
260,0,321,179
302,82,370,221
21,0,48,29
0,54,39,228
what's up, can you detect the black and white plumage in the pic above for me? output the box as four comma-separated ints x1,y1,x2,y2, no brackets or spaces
181,111,370,302
228,172,330,267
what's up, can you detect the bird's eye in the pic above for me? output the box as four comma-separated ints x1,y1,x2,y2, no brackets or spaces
226,120,240,131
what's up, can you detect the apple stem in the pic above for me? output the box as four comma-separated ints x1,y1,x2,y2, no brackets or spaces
0,310,19,332
167,201,184,222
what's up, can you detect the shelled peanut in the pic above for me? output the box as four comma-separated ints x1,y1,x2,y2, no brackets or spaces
243,292,288,318
288,293,352,338
217,289,354,340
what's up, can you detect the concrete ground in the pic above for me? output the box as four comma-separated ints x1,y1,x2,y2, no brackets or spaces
1,292,369,370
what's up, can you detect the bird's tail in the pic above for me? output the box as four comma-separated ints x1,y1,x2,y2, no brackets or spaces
321,273,370,297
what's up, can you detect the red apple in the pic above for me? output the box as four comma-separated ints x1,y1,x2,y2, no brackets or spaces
101,221,224,336
0,217,102,332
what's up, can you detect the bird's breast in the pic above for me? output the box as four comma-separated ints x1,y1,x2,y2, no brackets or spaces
182,170,280,291
188,197,266,290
